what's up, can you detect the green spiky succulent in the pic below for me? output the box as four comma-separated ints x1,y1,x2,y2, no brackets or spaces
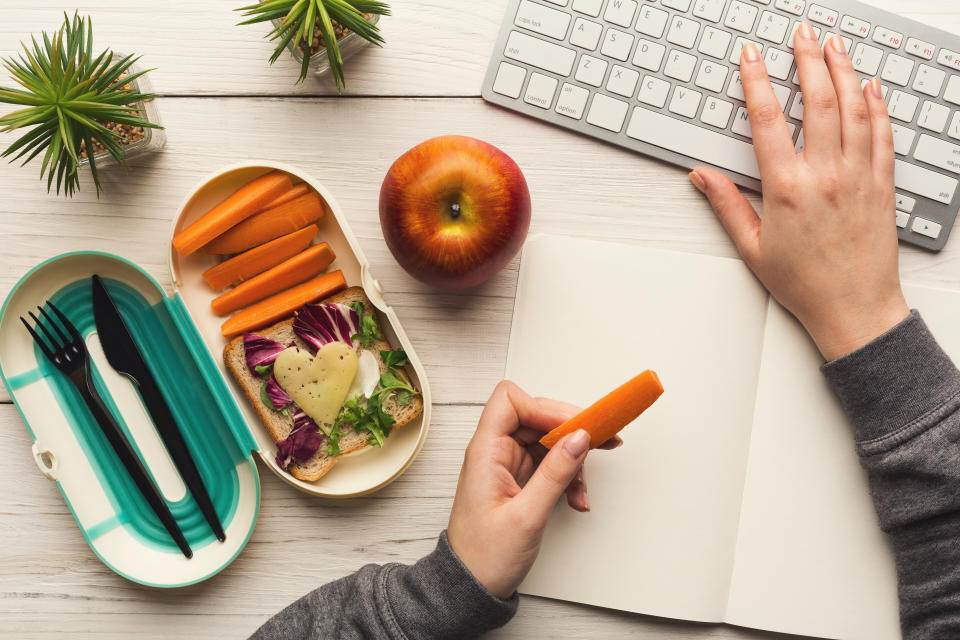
0,13,162,197
237,0,390,89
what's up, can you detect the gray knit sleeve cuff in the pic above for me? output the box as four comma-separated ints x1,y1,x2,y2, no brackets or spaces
377,530,518,639
821,310,960,454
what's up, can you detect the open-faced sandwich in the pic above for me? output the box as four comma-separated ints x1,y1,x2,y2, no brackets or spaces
224,286,424,481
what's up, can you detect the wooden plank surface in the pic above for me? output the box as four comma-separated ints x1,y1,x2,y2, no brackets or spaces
3,0,960,637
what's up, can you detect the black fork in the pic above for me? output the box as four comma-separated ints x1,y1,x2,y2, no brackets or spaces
22,301,193,559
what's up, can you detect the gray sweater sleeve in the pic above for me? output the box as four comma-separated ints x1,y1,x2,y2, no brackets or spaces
248,530,517,640
822,311,960,639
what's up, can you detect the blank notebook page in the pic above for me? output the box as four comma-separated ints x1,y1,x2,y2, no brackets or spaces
508,235,769,622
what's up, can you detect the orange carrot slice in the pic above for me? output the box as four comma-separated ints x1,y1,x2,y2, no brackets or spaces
173,171,292,257
539,370,664,450
211,244,336,316
202,226,317,290
260,183,310,211
201,191,326,255
220,270,347,338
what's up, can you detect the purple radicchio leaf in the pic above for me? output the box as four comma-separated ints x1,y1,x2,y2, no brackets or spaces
265,375,292,410
275,411,325,471
243,333,287,375
293,303,360,353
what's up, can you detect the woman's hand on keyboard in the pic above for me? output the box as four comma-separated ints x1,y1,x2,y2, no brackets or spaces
689,24,910,361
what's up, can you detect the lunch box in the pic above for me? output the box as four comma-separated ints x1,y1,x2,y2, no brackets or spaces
0,162,432,587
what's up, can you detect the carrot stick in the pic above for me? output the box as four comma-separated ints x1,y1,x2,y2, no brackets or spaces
173,171,292,257
539,370,664,450
211,244,336,316
220,270,347,338
260,183,310,211
201,191,326,255
202,226,317,290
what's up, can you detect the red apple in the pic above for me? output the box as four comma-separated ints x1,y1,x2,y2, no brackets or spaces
379,136,531,289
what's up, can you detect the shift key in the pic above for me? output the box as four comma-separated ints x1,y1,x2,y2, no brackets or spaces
504,31,577,76
895,159,958,204
914,135,960,175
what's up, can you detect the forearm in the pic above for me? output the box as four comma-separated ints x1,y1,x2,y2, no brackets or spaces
822,311,960,638
249,531,517,640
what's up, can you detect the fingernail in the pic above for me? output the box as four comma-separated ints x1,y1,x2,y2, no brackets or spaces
799,22,816,40
741,42,761,63
689,170,707,193
564,429,590,457
828,35,847,55
869,77,883,98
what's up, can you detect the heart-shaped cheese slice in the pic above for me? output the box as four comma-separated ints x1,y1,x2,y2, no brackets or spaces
274,342,358,434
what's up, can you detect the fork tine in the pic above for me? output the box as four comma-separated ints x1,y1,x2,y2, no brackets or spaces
38,305,69,344
47,301,81,341
29,310,62,350
20,316,55,361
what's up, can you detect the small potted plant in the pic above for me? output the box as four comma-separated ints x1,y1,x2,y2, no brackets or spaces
0,13,164,197
236,0,391,89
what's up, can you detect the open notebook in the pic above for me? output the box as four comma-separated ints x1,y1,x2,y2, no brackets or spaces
507,235,960,640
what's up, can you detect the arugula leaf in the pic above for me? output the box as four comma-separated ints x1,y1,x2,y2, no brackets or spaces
350,301,383,347
326,420,343,457
254,363,273,377
260,382,280,412
381,349,409,369
395,389,412,406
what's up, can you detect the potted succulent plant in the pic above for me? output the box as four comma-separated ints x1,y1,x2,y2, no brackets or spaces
237,0,391,89
0,13,164,197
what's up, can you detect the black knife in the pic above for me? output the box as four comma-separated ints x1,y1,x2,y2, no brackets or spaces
91,275,226,543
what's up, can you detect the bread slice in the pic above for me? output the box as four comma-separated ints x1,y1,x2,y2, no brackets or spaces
223,286,424,482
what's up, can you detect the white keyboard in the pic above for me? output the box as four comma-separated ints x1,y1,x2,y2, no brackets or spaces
481,0,960,251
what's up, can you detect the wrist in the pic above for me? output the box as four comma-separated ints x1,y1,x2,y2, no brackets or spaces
804,294,910,361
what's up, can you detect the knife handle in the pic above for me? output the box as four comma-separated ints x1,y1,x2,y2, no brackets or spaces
78,372,193,558
137,380,226,542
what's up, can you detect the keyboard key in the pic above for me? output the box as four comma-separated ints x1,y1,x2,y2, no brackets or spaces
732,107,753,138
693,0,726,23
727,70,746,100
626,106,761,178
951,113,960,140
662,0,692,10
939,50,960,72
667,16,701,49
633,39,667,71
891,123,917,155
730,37,763,65
636,5,669,38
775,0,806,17
896,210,910,228
896,193,916,213
757,12,790,44
764,48,794,80
945,76,960,106
639,75,671,108
700,96,735,128
695,59,729,93
772,83,792,110
725,1,759,34
788,23,822,49
602,28,635,60
919,102,951,133
796,129,805,152
860,77,889,99
607,64,641,97
669,86,703,118
604,0,637,28
821,32,853,54
888,90,920,122
492,62,526,98
515,1,571,40
789,91,805,120
895,159,958,203
808,5,838,28
575,54,608,86
587,93,629,131
912,217,943,239
570,18,603,50
504,31,577,75
572,0,603,17
699,26,733,60
555,83,590,118
912,65,946,97
880,54,915,87
873,26,903,49
524,72,559,108
840,15,871,38
914,134,960,174
906,38,936,60
852,42,884,75
665,50,698,82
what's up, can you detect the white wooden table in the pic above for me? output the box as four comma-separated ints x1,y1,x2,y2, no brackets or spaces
2,2,959,638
